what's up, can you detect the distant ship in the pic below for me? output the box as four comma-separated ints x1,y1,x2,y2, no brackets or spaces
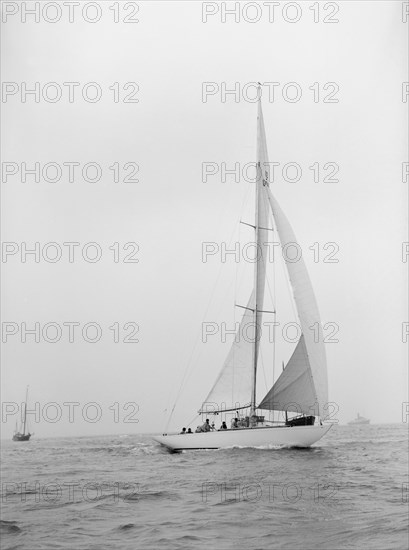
348,413,370,426
12,386,33,441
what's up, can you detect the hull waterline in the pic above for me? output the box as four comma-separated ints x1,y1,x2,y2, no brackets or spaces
153,424,332,451
12,433,31,441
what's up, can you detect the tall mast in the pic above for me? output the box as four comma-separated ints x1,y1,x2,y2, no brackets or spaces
250,131,260,418
23,385,29,435
250,88,263,418
201,87,271,418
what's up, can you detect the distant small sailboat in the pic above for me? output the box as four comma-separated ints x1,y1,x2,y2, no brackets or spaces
154,92,332,451
348,413,370,426
12,386,33,441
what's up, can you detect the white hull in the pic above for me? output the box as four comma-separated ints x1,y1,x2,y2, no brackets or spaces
153,424,332,451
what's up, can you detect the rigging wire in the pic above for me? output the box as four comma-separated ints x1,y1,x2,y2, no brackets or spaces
259,348,268,394
270,207,276,411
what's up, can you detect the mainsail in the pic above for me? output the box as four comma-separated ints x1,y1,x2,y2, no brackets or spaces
258,187,329,417
251,100,272,412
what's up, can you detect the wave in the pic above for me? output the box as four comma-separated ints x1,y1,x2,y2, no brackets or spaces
116,523,138,531
123,489,178,502
76,441,162,457
0,520,22,535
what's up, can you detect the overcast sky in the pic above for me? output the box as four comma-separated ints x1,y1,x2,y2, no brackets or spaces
1,1,407,437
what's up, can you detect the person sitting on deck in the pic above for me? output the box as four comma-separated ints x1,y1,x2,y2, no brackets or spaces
195,426,203,433
187,428,192,434
203,419,211,432
220,421,227,430
231,418,239,429
180,427,186,434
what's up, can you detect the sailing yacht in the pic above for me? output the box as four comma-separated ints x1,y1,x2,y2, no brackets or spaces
154,96,332,451
12,386,32,441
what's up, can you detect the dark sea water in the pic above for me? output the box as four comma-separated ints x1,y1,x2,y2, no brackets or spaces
1,424,408,550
